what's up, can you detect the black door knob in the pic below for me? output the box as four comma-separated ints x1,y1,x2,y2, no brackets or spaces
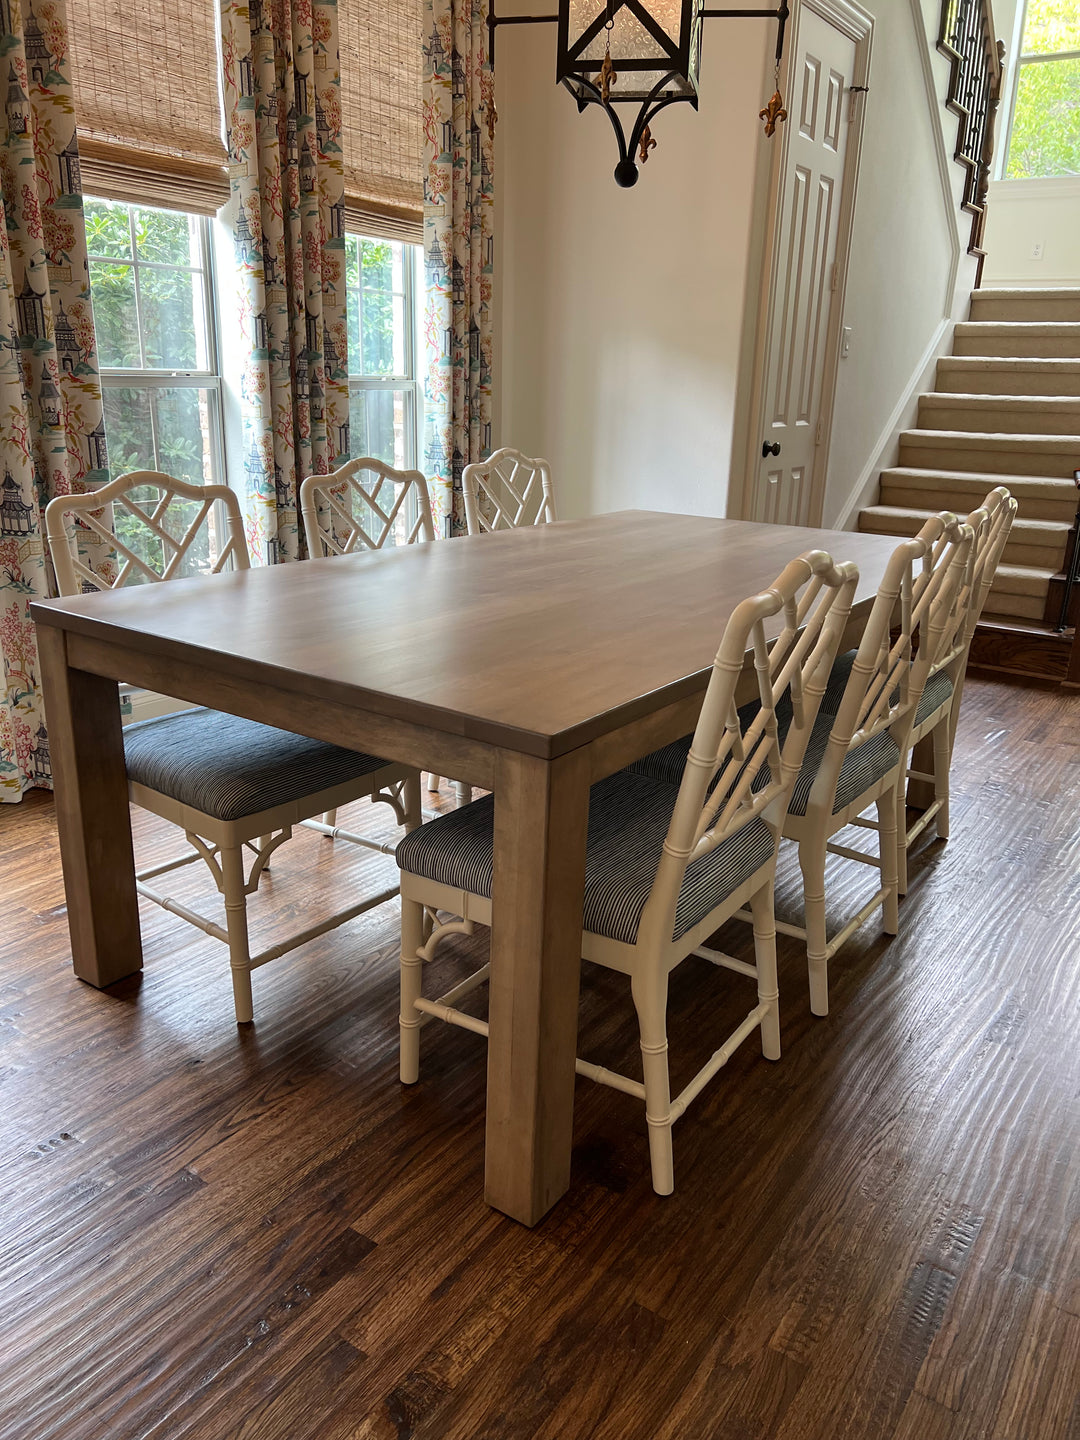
762,441,781,458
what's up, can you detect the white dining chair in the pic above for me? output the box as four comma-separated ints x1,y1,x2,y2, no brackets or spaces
895,486,1017,893
395,548,858,1194
626,518,974,1015
462,447,556,534
46,471,422,1024
300,456,470,807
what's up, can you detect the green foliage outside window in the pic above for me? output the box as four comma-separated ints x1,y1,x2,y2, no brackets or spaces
1006,0,1080,179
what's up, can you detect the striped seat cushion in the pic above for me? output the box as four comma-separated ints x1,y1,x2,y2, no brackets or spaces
914,668,954,724
396,771,776,947
123,707,394,822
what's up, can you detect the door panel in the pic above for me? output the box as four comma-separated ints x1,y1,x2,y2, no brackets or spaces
752,9,858,525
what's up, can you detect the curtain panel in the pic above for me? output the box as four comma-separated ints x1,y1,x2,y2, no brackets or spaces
0,0,109,803
220,0,349,564
422,0,494,536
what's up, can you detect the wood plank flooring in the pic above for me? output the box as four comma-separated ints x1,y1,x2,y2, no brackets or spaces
0,676,1077,1439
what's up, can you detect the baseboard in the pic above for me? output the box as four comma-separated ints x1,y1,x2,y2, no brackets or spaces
122,687,196,725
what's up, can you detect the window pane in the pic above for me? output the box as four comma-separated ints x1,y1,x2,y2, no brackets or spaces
139,266,202,368
133,206,199,266
84,198,132,260
90,262,141,366
1007,57,1080,177
102,387,155,473
361,287,404,374
349,388,408,468
1021,0,1080,57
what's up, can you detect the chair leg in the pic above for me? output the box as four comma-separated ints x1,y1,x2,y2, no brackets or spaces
799,833,830,1017
221,844,254,1025
321,810,337,828
631,972,674,1196
750,878,781,1061
403,771,423,833
896,768,910,899
399,896,427,1084
454,782,473,806
425,774,442,792
932,721,951,841
877,787,900,936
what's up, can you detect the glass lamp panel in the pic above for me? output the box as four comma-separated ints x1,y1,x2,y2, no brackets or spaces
568,2,683,62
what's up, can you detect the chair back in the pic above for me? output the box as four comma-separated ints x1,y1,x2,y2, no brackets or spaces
45,472,249,596
637,550,859,950
462,448,556,534
300,458,435,557
961,486,1017,646
803,516,974,815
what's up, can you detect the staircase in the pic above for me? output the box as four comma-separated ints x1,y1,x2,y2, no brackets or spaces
858,288,1080,682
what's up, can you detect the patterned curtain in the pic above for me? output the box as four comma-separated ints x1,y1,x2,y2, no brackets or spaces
422,0,494,536
0,0,109,803
220,0,349,564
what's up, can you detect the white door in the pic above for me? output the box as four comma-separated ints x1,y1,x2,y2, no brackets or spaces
752,7,860,526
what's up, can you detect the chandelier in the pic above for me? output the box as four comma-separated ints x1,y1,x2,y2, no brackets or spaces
489,1,790,187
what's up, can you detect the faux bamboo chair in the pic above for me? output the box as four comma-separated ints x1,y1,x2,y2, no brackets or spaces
895,486,1017,893
299,456,435,557
45,471,422,1024
396,549,858,1195
627,517,974,1015
299,457,469,806
461,447,556,534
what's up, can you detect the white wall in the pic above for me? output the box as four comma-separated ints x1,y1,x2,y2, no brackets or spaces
982,178,1080,286
495,6,772,520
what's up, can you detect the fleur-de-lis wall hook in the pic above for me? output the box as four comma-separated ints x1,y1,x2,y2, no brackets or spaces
638,125,656,165
759,89,787,136
596,49,617,105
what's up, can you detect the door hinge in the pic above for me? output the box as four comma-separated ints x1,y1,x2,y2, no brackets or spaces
830,262,839,292
815,420,824,446
849,84,869,123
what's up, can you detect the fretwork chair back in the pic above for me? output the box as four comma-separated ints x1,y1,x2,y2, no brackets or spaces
299,457,436,558
897,486,1017,893
461,447,556,534
45,472,421,1024
300,458,470,807
396,549,858,1194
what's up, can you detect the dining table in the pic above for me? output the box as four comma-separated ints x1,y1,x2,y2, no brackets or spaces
32,510,904,1225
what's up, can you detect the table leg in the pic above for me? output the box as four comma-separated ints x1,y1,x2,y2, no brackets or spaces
485,746,591,1225
37,626,143,987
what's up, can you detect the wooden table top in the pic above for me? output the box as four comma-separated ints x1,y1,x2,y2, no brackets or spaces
32,512,903,759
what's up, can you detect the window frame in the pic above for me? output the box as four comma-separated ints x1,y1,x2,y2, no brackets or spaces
998,1,1080,181
344,231,424,473
86,199,229,489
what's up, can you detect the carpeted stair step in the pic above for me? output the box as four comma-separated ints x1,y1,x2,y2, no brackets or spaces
877,468,1077,523
968,289,1080,324
984,563,1056,623
952,322,1080,359
898,430,1080,479
856,504,1070,570
935,357,1080,397
917,393,1080,436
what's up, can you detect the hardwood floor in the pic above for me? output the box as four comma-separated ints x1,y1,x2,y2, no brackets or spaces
0,677,1077,1440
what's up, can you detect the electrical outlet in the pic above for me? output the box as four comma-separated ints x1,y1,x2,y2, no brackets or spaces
1031,240,1045,260
841,326,853,358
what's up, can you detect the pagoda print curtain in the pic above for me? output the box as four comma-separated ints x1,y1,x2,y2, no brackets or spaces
220,0,349,563
0,0,109,803
422,0,494,536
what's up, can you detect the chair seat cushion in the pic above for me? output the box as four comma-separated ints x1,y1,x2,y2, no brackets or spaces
396,771,776,947
123,707,394,822
786,713,900,816
914,668,954,724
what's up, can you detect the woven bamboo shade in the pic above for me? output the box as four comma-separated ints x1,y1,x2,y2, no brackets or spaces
340,0,423,242
68,0,228,215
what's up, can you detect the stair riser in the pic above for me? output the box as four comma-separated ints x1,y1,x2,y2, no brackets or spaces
877,478,1076,524
935,362,1080,396
917,400,1080,435
984,593,1049,622
858,516,1066,568
953,334,1080,358
969,295,1080,323
898,439,1080,480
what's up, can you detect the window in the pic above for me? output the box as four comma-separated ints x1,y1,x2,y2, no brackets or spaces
1005,0,1080,179
85,198,227,583
344,234,423,472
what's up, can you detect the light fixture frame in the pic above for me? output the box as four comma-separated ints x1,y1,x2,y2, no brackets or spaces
488,1,791,186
